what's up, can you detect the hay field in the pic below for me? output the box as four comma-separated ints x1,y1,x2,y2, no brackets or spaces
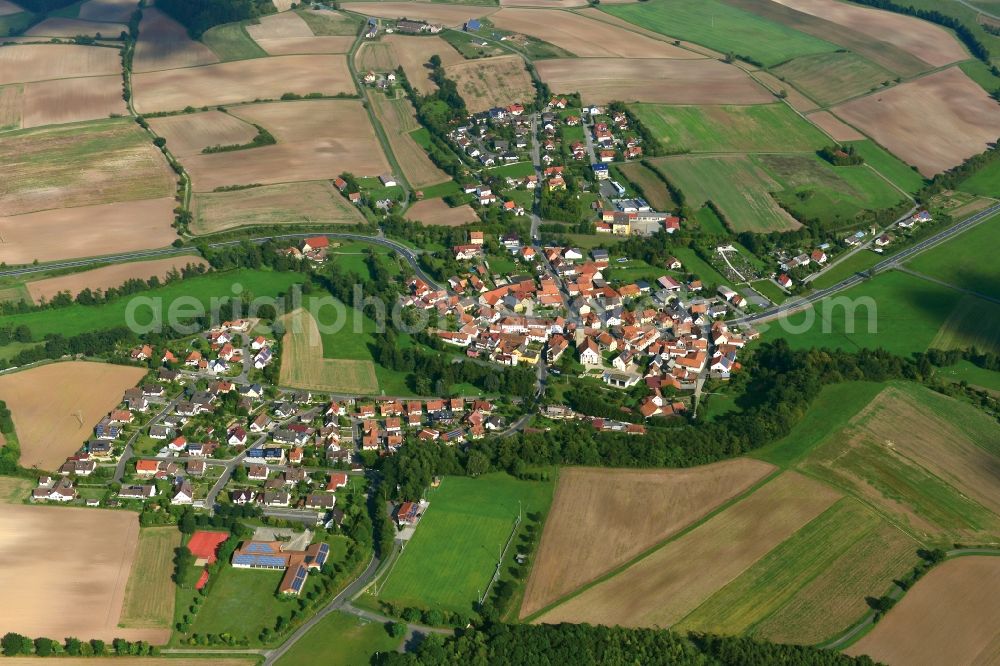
773,51,894,106
247,11,353,55
340,2,498,25
800,383,1000,542
0,118,175,217
444,55,534,113
356,42,395,72
0,44,121,84
0,198,177,265
847,556,1000,666
0,84,22,130
490,8,700,58
677,498,919,643
535,58,772,104
26,254,207,303
133,54,352,112
370,93,449,187
21,75,126,128
769,0,968,68
0,361,146,470
617,161,674,210
297,8,360,35
181,100,387,190
930,296,1000,354
383,35,464,95
25,17,127,37
0,504,166,642
192,181,365,234
280,308,379,394
833,67,1000,177
805,111,865,141
405,198,478,226
535,472,841,627
148,110,257,157
133,8,219,72
119,527,181,629
78,0,138,22
521,460,774,618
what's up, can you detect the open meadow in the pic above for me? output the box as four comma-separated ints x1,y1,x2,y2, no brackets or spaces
772,51,894,106
377,473,554,615
274,611,402,666
833,67,1000,177
280,308,380,394
520,460,775,618
133,8,219,72
0,361,146,470
847,556,1000,665
443,55,534,114
192,181,365,234
119,527,182,630
0,504,166,642
0,197,177,265
535,58,772,105
535,472,841,627
0,118,175,218
616,162,674,211
929,296,1000,354
905,212,1000,295
178,100,388,191
405,198,478,226
26,255,207,304
958,160,1000,198
132,55,353,112
369,92,450,188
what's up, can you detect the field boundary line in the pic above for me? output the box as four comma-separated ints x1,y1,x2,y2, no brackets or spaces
520,467,783,623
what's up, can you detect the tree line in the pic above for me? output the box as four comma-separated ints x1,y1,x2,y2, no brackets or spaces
157,0,275,37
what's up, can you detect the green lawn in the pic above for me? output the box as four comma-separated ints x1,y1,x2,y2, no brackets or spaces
418,180,463,199
0,269,302,340
934,359,1000,393
764,270,960,356
191,568,294,640
957,160,1000,198
772,52,893,106
844,140,926,195
906,212,1000,295
201,21,267,61
603,0,838,67
809,249,882,290
488,161,536,179
749,278,786,305
377,473,554,615
274,611,400,666
694,205,729,235
409,128,433,150
632,103,827,153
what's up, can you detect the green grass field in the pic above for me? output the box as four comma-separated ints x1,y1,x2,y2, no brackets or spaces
603,0,837,67
202,22,267,61
487,161,536,179
632,103,827,153
190,567,293,640
749,279,786,305
764,270,960,356
274,612,400,666
957,160,1000,198
296,8,361,36
928,295,1000,354
844,139,926,195
934,359,1000,393
616,161,674,211
377,473,553,615
0,269,301,340
694,205,729,235
0,11,36,36
772,51,894,106
418,180,463,200
906,212,1000,295
120,527,181,629
959,60,1000,97
809,249,882,290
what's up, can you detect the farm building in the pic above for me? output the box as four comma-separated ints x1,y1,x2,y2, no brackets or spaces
231,540,330,595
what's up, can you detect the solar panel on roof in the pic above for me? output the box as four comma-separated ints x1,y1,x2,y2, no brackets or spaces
315,544,329,567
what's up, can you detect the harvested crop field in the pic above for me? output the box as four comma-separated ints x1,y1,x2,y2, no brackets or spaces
501,0,588,6
78,0,138,22
0,504,166,642
800,383,1000,541
406,198,478,226
0,198,177,265
119,527,181,630
280,308,379,394
133,8,219,72
26,254,207,304
833,67,1000,177
21,75,126,128
768,0,968,68
247,11,353,55
192,181,365,234
444,55,536,113
181,100,387,190
340,2,498,25
384,35,464,95
805,111,865,141
521,460,774,618
0,361,146,470
147,110,257,157
750,69,818,112
0,44,120,85
25,17,127,37
535,58,771,104
536,472,841,627
847,556,1000,666
3,660,255,666
0,118,175,217
0,84,22,130
0,0,23,14
370,93,450,187
133,54,353,112
490,8,700,58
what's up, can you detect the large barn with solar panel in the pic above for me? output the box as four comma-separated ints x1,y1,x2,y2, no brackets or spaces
230,540,330,595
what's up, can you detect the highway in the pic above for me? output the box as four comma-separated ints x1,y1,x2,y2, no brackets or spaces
728,202,1000,327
